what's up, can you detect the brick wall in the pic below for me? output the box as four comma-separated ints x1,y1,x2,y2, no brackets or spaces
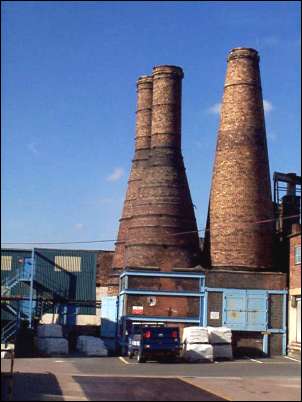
126,295,200,318
96,251,114,287
269,333,283,356
268,294,283,329
207,292,223,327
206,270,287,290
127,276,200,292
289,232,301,291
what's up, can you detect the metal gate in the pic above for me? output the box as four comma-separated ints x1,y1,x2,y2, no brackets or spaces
223,290,267,331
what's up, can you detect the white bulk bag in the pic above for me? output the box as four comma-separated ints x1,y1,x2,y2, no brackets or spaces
77,336,108,356
37,324,63,338
182,343,213,362
207,327,232,344
36,337,68,355
182,326,209,344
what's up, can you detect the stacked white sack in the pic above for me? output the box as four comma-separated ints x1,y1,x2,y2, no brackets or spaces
212,344,233,360
35,337,68,355
182,327,209,344
76,335,91,351
76,336,108,356
182,343,213,362
207,327,232,344
37,324,63,338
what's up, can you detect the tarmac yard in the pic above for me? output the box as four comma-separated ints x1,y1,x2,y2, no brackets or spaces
1,356,301,401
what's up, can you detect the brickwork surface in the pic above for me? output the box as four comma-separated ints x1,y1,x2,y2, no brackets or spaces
112,76,153,270
127,276,200,292
205,48,274,270
96,251,114,287
268,294,283,329
126,65,201,271
207,292,223,327
289,232,301,291
269,333,283,356
206,270,287,290
126,294,200,318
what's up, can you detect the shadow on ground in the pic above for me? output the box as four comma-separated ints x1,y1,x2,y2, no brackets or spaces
2,372,64,401
72,376,227,401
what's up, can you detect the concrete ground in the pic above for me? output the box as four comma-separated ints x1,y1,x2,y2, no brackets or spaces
1,355,301,401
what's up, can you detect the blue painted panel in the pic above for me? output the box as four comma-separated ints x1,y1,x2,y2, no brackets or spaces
118,294,124,319
101,296,118,337
246,291,267,331
22,258,32,280
224,292,246,329
223,289,267,331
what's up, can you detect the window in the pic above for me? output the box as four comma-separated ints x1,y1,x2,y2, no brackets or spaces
295,245,301,265
1,256,12,271
54,256,81,272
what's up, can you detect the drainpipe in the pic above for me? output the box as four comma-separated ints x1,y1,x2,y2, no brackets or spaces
28,248,36,328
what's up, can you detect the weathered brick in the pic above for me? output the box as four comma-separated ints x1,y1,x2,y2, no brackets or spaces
112,76,153,270
289,226,301,290
126,65,201,270
204,48,274,270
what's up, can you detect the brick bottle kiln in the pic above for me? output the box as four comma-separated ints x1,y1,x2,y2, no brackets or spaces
115,66,204,340
205,47,274,271
125,65,201,270
111,52,288,356
203,48,287,356
111,76,153,285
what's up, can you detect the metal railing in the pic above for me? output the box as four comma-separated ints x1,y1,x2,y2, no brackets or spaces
1,321,17,344
1,267,32,296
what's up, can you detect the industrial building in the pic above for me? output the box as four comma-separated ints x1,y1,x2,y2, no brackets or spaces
1,248,102,344
112,48,300,357
1,47,301,359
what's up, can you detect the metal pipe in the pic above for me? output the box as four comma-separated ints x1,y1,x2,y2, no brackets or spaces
28,248,35,328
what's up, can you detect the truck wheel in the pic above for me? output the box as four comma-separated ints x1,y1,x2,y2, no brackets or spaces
128,351,134,359
137,351,146,363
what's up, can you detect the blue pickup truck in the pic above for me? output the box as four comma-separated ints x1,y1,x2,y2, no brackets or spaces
127,324,181,363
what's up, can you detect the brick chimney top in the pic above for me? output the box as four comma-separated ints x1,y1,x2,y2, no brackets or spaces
152,65,184,78
228,47,259,62
136,75,153,86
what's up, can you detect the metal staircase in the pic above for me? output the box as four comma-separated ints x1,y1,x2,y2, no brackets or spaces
1,254,71,344
1,261,33,344
1,267,30,297
1,320,17,344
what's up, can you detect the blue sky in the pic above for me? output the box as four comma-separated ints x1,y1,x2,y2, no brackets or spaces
1,1,301,250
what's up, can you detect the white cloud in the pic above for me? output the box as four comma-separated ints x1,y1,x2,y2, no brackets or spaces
74,223,84,230
106,167,124,182
263,99,274,114
208,103,222,115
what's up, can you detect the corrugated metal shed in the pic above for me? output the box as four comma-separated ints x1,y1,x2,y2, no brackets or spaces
1,248,97,315
34,248,96,314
